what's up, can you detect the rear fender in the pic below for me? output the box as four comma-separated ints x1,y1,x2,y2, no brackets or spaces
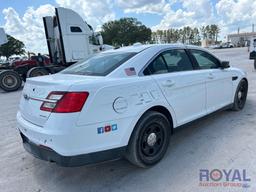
121,101,177,146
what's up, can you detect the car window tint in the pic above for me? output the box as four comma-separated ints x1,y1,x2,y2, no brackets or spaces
144,55,168,75
162,49,193,72
61,52,136,76
190,49,220,69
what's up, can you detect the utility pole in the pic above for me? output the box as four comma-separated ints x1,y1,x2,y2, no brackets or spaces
253,24,255,33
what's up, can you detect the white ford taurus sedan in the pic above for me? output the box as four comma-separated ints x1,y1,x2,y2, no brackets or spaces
17,44,248,167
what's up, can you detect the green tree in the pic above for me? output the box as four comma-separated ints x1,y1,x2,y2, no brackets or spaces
200,26,207,39
101,18,151,46
210,24,220,43
0,35,25,59
192,28,201,45
200,24,220,43
151,27,201,45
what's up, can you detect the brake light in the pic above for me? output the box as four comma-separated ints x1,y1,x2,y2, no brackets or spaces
40,92,89,113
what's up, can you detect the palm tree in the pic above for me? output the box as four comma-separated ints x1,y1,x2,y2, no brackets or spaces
210,24,220,43
200,26,207,40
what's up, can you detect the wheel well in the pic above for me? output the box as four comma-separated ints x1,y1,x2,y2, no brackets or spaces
242,77,248,85
232,77,248,102
146,106,174,134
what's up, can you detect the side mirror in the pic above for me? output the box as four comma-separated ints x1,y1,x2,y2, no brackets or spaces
220,61,230,69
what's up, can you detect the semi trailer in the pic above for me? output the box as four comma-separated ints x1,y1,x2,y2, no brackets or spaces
0,7,108,92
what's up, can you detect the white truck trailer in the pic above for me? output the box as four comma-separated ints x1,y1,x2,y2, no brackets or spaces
0,7,109,92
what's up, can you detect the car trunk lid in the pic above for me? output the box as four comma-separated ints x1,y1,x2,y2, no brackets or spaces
19,74,101,127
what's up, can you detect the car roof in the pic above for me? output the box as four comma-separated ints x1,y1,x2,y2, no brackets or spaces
104,43,208,54
107,43,217,78
105,44,153,53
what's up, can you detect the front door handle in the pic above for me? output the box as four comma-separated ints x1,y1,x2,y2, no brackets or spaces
162,80,175,87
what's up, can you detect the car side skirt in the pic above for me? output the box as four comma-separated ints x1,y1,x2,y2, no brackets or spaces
174,103,233,130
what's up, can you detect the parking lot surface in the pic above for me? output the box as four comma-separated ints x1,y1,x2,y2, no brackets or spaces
0,47,256,192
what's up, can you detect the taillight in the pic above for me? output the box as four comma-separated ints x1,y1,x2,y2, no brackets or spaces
40,92,89,113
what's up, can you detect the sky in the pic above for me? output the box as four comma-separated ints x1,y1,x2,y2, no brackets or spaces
0,0,255,53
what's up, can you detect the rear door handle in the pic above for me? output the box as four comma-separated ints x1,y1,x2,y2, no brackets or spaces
208,73,215,79
162,80,175,87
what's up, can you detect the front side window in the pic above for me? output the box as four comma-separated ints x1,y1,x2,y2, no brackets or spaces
190,49,220,69
162,49,193,72
61,52,136,76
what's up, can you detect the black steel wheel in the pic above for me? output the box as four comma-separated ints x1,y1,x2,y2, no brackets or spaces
140,123,165,157
232,79,248,111
0,70,22,92
126,111,171,168
27,67,49,78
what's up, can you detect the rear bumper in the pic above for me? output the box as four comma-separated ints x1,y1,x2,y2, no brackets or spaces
17,111,132,156
20,132,126,167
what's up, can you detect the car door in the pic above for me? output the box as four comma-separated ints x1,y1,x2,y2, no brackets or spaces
143,49,207,126
189,49,233,113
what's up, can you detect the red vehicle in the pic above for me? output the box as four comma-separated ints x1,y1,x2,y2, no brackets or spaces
12,55,51,68
0,55,52,92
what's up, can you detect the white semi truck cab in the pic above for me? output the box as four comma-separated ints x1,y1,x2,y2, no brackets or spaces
249,37,256,69
0,8,111,92
43,7,105,65
0,28,7,46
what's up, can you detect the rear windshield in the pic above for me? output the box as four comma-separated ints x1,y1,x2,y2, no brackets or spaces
61,52,136,76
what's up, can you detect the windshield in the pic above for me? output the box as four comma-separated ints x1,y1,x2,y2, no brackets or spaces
61,52,136,76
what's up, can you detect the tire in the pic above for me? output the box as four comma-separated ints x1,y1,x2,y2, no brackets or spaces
0,70,22,92
27,67,49,78
231,79,248,111
254,59,256,70
126,111,171,168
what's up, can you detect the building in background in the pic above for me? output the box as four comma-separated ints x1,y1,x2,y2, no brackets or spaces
228,32,256,47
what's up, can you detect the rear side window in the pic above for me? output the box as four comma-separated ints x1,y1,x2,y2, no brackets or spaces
190,49,220,69
143,55,168,75
61,52,136,76
162,49,193,72
143,49,193,75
